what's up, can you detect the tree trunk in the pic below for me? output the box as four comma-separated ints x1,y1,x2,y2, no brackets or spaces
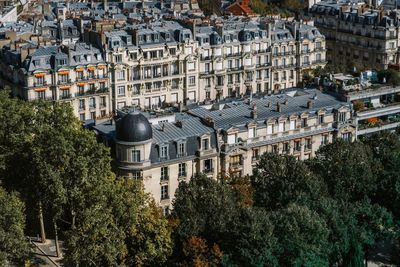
54,220,61,257
71,210,76,228
38,201,46,243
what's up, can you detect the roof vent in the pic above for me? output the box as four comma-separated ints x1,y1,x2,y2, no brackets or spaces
307,100,314,109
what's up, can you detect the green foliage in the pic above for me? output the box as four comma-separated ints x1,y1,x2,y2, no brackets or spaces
362,132,400,218
0,187,30,265
62,178,173,267
270,204,330,266
252,153,324,210
377,69,400,86
0,92,172,266
309,140,377,201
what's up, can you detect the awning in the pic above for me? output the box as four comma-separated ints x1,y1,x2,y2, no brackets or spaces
58,71,70,75
59,86,70,90
77,83,86,86
34,88,47,92
98,65,106,69
87,67,96,71
75,68,84,72
34,73,46,77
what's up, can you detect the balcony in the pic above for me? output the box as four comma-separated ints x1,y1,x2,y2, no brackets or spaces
100,103,107,109
79,105,86,111
57,79,73,85
33,81,48,87
160,175,169,182
178,172,187,178
60,93,72,100
89,104,96,109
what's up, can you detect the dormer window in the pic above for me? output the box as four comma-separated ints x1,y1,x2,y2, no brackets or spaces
201,137,209,150
177,142,186,157
248,127,256,138
227,133,237,144
160,145,168,159
86,55,91,62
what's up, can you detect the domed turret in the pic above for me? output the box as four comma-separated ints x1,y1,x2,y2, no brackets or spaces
116,113,153,143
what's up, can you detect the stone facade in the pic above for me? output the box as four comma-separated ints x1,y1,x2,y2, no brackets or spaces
310,2,400,70
94,88,355,212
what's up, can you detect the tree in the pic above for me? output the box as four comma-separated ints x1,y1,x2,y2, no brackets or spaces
309,140,377,201
251,153,325,210
0,187,30,265
269,204,330,266
377,69,400,86
64,179,173,267
362,132,400,218
171,174,241,246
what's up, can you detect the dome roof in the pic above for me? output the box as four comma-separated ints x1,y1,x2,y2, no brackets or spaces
116,113,153,143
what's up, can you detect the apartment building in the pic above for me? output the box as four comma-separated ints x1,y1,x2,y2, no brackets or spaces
94,110,219,214
1,42,112,120
93,88,354,210
196,20,271,101
270,21,327,91
310,1,400,70
195,18,326,102
96,20,199,110
189,88,353,176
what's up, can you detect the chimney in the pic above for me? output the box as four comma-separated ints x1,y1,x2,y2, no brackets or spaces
276,102,281,112
307,100,314,109
251,104,257,119
283,98,288,105
175,120,183,128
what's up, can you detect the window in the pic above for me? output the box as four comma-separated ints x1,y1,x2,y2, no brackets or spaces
90,111,96,120
248,128,255,138
161,185,169,200
59,74,69,83
252,149,259,161
294,140,301,152
338,112,346,122
131,150,140,162
79,99,85,110
319,114,324,124
305,139,312,150
303,56,309,65
161,167,169,181
169,48,176,55
114,54,122,62
322,135,329,145
132,170,142,180
117,86,125,97
189,76,196,86
160,145,168,159
202,138,209,150
178,163,186,177
36,76,45,85
79,113,85,121
116,70,125,81
89,97,96,108
342,132,352,141
301,118,308,127
283,142,290,153
227,134,236,144
204,159,213,173
178,143,185,156
230,155,242,166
